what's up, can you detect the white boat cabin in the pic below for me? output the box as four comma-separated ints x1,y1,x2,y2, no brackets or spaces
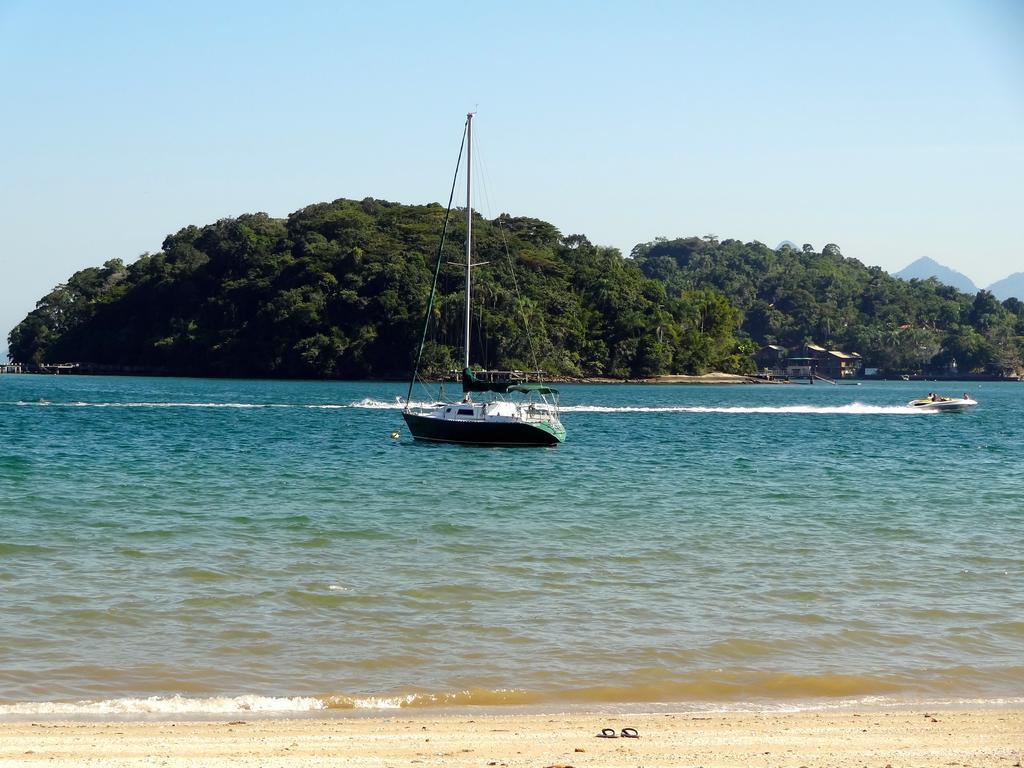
425,398,557,423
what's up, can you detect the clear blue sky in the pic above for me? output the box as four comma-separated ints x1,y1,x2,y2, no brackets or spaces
2,0,1022,357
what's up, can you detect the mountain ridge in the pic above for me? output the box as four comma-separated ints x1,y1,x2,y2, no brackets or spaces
895,257,1023,301
895,256,977,294
987,272,1024,302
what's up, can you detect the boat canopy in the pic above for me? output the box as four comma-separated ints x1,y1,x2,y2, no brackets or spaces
509,384,559,395
461,367,558,395
462,367,510,393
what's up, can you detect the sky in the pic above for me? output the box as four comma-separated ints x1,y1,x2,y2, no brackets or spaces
2,0,1022,358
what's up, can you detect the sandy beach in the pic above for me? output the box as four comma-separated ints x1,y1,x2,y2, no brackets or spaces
2,708,1021,767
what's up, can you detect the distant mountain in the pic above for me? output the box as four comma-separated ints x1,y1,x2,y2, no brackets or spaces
987,272,1024,301
895,257,977,294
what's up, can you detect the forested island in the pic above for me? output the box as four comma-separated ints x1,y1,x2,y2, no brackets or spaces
8,197,1024,379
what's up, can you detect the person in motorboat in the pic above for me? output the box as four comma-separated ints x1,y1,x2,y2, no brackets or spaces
908,392,977,410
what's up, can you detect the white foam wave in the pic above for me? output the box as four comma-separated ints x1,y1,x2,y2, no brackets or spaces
349,694,419,709
0,694,326,716
3,692,1020,718
726,695,1024,714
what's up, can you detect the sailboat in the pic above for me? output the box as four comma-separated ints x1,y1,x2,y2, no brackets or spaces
402,114,566,446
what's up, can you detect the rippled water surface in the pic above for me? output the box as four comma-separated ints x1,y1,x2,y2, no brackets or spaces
0,375,1021,715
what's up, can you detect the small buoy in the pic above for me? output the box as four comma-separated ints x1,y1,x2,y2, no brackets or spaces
390,431,400,440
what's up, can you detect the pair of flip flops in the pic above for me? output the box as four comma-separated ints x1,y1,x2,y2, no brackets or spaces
597,727,639,738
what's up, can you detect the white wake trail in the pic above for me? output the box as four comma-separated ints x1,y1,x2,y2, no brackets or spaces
560,403,926,415
9,399,927,415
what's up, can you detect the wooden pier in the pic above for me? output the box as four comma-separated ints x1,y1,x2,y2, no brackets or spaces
755,369,838,384
0,362,80,375
35,363,80,374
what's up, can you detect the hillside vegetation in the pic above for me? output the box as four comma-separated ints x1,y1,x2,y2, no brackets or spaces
631,237,1024,375
9,202,1024,378
7,199,748,379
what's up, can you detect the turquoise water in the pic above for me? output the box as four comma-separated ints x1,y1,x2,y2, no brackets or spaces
1,375,1022,715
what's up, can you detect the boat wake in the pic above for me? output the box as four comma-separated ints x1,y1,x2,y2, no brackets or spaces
345,399,931,415
10,400,366,410
350,400,930,415
560,403,928,415
8,399,928,415
12,401,293,409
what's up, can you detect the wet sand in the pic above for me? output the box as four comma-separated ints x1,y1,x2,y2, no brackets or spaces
2,708,1021,767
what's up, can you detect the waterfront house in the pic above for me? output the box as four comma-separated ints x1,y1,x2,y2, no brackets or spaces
785,357,815,378
754,345,788,371
799,343,828,362
821,350,863,379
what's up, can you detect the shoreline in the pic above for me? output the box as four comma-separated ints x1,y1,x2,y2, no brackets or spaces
3,367,1021,385
2,708,1020,767
5,693,1024,721
565,372,766,385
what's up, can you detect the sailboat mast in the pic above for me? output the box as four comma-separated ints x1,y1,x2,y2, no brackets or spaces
463,112,473,370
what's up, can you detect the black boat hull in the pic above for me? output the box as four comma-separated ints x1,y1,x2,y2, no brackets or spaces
402,412,564,446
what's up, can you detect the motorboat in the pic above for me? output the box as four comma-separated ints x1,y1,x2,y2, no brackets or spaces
907,394,977,412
